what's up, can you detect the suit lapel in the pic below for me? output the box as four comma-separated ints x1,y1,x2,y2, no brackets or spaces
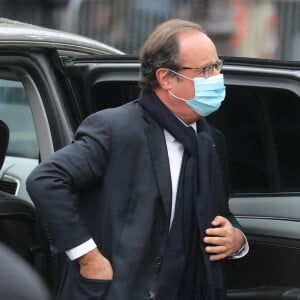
144,116,172,223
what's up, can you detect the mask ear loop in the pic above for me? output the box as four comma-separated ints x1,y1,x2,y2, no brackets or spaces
167,69,196,102
168,90,189,102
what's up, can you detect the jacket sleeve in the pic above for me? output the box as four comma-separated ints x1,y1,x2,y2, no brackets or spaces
26,112,111,252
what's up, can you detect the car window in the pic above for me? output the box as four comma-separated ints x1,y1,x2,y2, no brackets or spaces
209,85,300,195
0,78,39,201
92,81,140,112
0,79,39,159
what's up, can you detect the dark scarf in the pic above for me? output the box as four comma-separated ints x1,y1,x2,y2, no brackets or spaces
139,91,225,300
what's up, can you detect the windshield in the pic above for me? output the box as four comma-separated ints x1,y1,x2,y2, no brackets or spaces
2,0,298,60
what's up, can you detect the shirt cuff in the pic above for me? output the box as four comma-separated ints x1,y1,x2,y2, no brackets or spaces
230,230,249,259
65,238,97,260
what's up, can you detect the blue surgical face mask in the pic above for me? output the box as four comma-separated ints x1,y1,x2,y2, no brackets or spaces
168,70,226,117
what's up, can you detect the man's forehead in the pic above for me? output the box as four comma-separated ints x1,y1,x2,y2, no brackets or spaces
178,31,218,65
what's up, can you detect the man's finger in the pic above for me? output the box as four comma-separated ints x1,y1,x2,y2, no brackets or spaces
205,245,226,254
203,236,224,245
211,215,228,227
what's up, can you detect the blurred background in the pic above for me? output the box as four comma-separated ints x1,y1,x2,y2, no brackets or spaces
0,0,299,60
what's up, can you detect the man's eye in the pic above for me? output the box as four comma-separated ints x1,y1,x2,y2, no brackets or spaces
206,65,213,72
197,69,205,75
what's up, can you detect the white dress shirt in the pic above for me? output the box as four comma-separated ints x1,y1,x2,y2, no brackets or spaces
66,123,248,260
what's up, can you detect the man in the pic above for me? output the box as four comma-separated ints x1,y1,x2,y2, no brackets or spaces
27,19,248,300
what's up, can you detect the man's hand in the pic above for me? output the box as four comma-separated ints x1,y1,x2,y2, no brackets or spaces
203,215,245,261
78,248,113,280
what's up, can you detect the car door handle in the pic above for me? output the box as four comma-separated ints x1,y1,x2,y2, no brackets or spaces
227,286,300,299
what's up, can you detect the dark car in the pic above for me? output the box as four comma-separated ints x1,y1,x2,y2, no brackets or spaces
0,18,300,299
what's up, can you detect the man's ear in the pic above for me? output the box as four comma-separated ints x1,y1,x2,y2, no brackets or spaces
156,68,174,90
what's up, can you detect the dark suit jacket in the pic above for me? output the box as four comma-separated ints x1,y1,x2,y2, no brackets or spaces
27,93,242,300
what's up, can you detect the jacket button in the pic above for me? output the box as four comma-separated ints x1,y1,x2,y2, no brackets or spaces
145,290,155,299
154,256,162,265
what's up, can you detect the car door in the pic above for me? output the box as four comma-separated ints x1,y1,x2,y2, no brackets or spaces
0,48,84,296
62,55,300,299
210,58,300,299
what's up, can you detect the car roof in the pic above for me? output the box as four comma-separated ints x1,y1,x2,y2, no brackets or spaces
0,18,124,55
